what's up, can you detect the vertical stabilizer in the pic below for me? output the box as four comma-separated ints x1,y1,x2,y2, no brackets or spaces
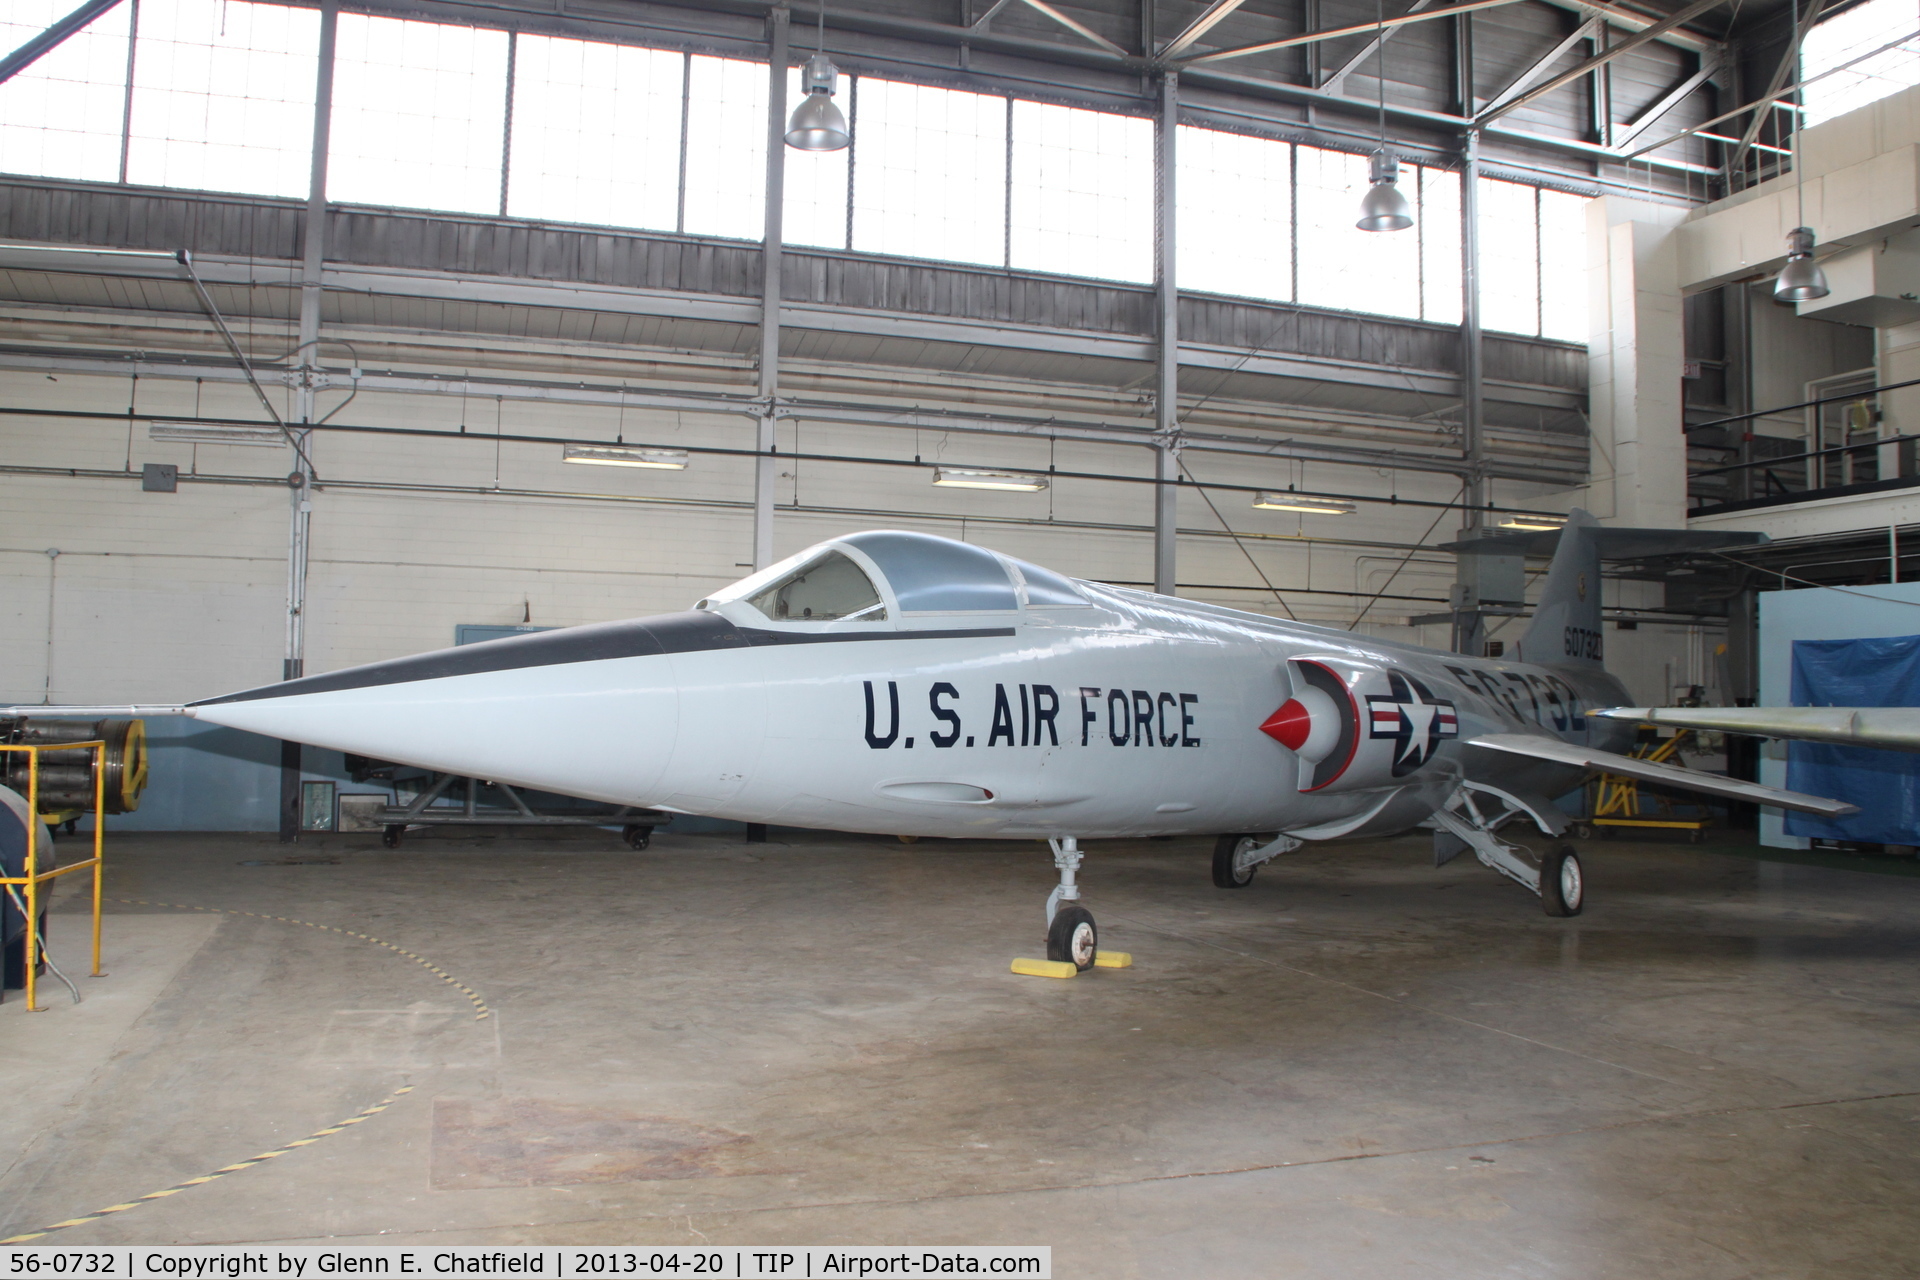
1515,509,1604,667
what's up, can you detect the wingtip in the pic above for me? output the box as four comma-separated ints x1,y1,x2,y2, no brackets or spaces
1592,707,1652,721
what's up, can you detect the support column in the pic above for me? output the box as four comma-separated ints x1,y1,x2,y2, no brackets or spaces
281,0,334,842
1152,71,1179,597
1585,194,1688,526
754,7,789,571
1452,130,1490,656
1459,131,1485,526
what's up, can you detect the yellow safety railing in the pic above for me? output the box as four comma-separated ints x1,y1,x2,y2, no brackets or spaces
0,741,105,1012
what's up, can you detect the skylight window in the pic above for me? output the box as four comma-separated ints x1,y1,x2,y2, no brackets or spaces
1802,0,1920,127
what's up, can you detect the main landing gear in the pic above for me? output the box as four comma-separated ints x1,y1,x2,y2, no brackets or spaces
1045,838,1098,970
1211,833,1302,888
1430,785,1585,917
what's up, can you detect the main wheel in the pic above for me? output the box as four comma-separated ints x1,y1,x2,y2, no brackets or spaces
1212,834,1259,888
1047,904,1098,971
1541,845,1584,917
622,824,652,850
381,825,403,849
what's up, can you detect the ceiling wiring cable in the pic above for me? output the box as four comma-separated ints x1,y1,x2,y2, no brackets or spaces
1348,482,1467,627
1710,550,1920,606
1178,456,1301,620
174,250,322,480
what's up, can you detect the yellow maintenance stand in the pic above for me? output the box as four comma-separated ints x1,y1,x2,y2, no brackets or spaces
1592,727,1712,841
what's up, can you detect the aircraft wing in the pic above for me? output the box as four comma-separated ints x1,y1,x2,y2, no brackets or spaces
1594,706,1920,753
1468,733,1860,818
0,705,189,717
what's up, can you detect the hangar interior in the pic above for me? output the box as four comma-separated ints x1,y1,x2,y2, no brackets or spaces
2,0,1920,1269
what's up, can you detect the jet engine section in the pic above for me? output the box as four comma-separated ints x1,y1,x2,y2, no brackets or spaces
1261,658,1459,794
0,718,149,816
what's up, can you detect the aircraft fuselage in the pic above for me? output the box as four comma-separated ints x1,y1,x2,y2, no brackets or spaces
190,573,1632,842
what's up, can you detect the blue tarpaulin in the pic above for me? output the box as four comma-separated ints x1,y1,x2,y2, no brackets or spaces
1784,634,1920,844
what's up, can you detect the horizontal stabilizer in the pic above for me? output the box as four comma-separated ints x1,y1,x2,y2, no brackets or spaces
1594,706,1920,753
1469,733,1860,817
1440,527,1766,558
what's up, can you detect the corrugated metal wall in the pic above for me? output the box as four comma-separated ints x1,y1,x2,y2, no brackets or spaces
0,181,1585,397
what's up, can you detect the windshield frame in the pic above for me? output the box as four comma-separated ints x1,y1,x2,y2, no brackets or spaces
701,542,902,633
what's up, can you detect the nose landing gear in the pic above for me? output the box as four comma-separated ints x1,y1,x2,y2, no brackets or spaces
1045,837,1098,971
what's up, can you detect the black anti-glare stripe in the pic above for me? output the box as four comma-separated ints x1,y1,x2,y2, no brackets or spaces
191,612,1016,706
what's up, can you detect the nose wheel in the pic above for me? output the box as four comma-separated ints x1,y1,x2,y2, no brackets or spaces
1048,904,1097,968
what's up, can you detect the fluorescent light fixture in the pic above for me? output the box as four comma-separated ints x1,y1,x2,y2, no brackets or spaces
149,422,285,447
932,468,1048,492
1251,492,1357,515
1496,514,1568,531
562,444,688,469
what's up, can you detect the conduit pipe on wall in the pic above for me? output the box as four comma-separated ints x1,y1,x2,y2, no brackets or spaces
0,461,1466,578
0,350,1584,487
0,407,1566,520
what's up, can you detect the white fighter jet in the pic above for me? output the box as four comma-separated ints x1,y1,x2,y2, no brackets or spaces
29,510,1900,972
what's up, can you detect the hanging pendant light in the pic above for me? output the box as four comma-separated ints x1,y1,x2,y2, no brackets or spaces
1775,226,1830,301
785,6,849,152
1773,0,1828,301
1355,0,1413,233
1358,150,1415,231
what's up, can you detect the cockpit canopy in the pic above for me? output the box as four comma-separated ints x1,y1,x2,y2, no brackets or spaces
746,551,886,622
704,530,1087,627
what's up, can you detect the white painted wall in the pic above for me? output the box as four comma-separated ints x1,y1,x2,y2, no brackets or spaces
5,364,1497,708
7,355,1537,831
1578,195,1689,528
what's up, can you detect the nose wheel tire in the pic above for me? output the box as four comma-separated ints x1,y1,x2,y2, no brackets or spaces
622,824,652,850
1212,834,1260,888
1047,904,1099,971
1541,845,1584,917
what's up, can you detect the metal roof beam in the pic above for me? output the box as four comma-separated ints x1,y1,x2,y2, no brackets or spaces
1014,0,1131,55
1622,25,1916,159
1611,57,1719,148
1178,63,1718,174
1160,0,1254,59
1532,0,1714,52
1319,0,1439,93
1475,0,1725,125
1475,16,1601,118
0,0,122,85
1175,0,1525,68
1726,0,1827,178
968,0,1017,29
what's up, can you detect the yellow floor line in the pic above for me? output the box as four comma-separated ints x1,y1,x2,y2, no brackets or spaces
116,898,491,1020
0,1085,414,1244
0,900,492,1243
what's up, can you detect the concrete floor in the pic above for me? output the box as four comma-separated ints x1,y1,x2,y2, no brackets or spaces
2,826,1917,1276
